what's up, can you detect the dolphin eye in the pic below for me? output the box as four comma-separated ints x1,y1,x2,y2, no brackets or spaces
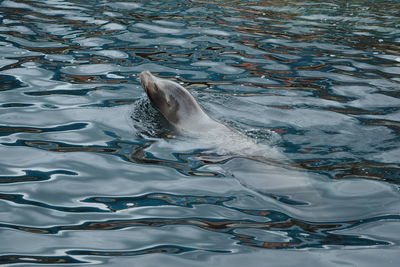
166,96,177,108
151,83,160,92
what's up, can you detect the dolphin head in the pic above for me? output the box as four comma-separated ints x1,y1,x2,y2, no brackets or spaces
139,71,201,127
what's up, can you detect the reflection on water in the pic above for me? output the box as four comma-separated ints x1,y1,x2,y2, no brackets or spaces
0,0,399,266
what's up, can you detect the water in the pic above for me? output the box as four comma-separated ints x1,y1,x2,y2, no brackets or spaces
0,0,399,266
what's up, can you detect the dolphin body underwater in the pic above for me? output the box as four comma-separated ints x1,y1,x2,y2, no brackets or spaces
138,71,399,222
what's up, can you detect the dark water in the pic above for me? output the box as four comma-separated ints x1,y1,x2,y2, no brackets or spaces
1,0,400,266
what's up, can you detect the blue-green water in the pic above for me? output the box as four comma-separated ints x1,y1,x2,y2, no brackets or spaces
1,0,400,266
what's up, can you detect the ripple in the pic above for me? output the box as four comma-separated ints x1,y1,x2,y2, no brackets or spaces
1,213,396,250
62,63,124,75
0,171,75,188
83,193,234,212
0,254,84,265
135,23,182,34
105,2,142,10
68,245,208,257
0,192,105,212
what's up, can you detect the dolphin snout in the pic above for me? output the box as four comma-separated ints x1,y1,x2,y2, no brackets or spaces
139,71,152,88
139,70,152,78
139,70,158,95
139,70,152,83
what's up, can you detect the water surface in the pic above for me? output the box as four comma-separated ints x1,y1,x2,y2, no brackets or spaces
0,0,400,266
